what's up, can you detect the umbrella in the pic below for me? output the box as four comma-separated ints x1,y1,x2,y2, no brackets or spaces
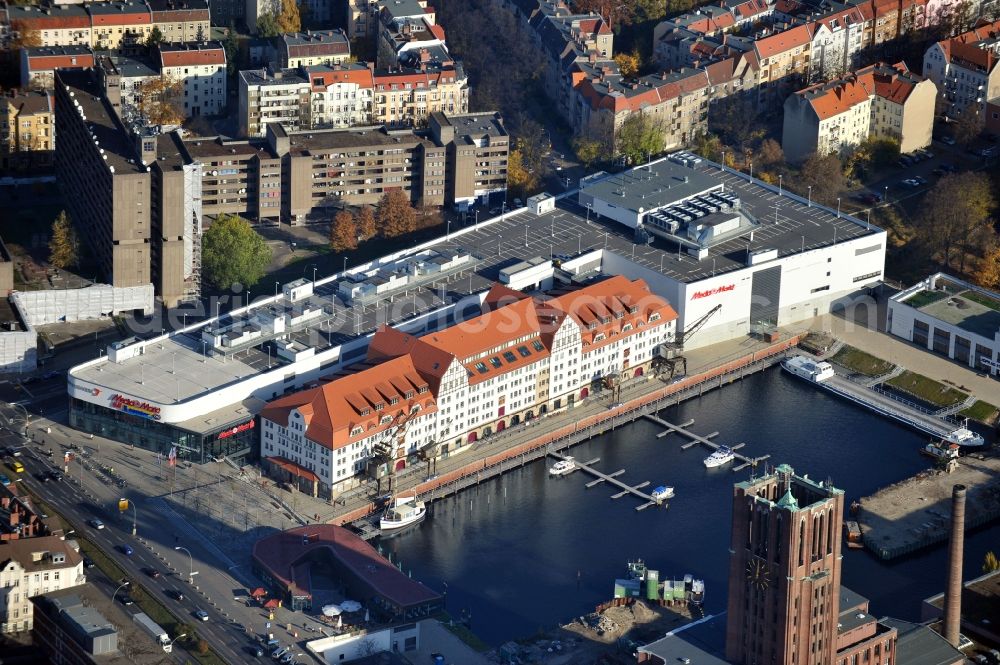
339,600,362,612
321,605,342,617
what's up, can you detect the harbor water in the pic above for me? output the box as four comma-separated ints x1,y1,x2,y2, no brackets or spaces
379,368,1000,646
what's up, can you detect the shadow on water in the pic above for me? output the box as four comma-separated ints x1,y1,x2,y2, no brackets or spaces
379,368,1000,646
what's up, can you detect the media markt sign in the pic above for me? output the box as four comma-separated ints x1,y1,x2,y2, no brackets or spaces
109,394,162,421
691,284,735,300
218,420,255,440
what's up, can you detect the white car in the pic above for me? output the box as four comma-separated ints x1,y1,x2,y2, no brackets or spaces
89,519,105,530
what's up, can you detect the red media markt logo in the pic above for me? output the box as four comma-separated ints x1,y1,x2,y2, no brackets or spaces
91,388,101,397
691,284,735,300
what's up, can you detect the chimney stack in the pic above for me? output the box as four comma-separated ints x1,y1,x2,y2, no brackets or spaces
944,483,966,648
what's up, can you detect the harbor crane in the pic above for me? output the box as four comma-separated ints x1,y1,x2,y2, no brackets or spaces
654,303,722,379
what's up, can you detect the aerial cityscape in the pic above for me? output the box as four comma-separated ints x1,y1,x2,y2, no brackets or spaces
0,0,998,662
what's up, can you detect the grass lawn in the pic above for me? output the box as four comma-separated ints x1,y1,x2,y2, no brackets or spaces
885,371,969,407
904,290,947,309
959,400,999,425
831,346,895,377
962,290,1000,313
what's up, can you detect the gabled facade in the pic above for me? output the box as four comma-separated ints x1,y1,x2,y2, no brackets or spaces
923,19,1000,123
260,276,677,495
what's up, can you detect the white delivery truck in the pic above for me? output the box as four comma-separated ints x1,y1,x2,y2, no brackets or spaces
132,612,172,652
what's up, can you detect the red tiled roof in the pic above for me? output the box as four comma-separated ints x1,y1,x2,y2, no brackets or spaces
159,47,225,68
427,22,446,41
307,66,374,90
755,24,812,58
91,11,151,26
13,15,90,29
267,456,319,482
252,525,441,608
25,53,95,70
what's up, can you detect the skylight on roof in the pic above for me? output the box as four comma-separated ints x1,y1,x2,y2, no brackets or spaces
502,351,517,363
489,357,502,369
532,340,544,352
517,345,531,357
475,362,488,374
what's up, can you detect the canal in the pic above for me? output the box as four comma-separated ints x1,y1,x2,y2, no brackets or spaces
379,368,1000,646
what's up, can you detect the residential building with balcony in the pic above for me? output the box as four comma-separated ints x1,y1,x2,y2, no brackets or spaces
88,0,153,49
4,4,92,47
305,63,375,129
0,90,55,171
0,536,86,634
157,41,227,117
279,29,351,69
239,67,311,137
147,0,210,42
783,61,935,162
95,52,160,120
428,111,508,209
923,18,1000,124
259,276,677,495
371,60,468,127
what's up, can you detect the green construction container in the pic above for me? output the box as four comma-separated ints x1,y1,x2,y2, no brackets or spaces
671,582,685,601
645,570,660,601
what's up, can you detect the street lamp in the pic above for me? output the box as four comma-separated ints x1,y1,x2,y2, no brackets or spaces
778,174,783,196
167,633,187,650
836,197,841,219
807,185,812,207
274,282,280,298
175,546,195,584
113,579,130,604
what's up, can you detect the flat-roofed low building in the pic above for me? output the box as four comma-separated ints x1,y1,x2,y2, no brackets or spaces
888,272,1000,376
279,29,351,69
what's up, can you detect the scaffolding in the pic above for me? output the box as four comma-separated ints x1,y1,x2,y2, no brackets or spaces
182,162,203,302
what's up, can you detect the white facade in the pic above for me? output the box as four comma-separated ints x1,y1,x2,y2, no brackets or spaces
161,60,226,118
307,623,420,663
239,70,310,137
310,82,373,129
888,273,1000,375
0,540,86,633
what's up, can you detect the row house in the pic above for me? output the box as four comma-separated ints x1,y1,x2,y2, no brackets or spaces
651,0,773,69
807,4,867,81
751,23,814,106
3,0,209,49
782,61,935,162
376,15,448,68
20,45,95,90
259,276,678,495
0,91,54,171
923,18,1000,123
574,65,713,153
0,537,85,634
157,41,227,117
239,60,469,136
279,29,351,69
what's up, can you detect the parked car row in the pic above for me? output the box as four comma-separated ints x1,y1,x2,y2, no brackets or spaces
898,149,934,167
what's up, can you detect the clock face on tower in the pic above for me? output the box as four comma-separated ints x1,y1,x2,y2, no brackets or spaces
746,557,770,590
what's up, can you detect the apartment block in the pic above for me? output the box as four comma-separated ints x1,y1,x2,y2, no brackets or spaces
279,29,350,69
95,52,160,119
21,46,95,90
0,91,55,171
428,111,508,208
239,67,311,137
347,0,435,40
148,0,210,42
923,18,1000,124
376,14,447,68
783,61,935,162
3,0,210,50
260,276,677,494
179,134,282,221
239,61,468,137
157,41,227,117
0,536,86,633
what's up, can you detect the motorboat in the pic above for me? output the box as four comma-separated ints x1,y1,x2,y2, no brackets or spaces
781,355,836,382
943,427,985,448
651,486,675,503
379,496,426,531
549,457,576,476
843,521,863,549
922,441,960,460
703,446,735,468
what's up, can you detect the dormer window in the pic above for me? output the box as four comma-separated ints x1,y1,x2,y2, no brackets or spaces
418,385,429,393
587,322,598,330
629,305,639,314
649,313,661,322
380,415,392,424
360,408,371,416
405,390,414,399
375,403,385,411
389,396,399,405
350,426,363,436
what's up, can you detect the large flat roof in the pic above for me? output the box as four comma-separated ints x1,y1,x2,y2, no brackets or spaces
639,613,729,665
70,156,881,410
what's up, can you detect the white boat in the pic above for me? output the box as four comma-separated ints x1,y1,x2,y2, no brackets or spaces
651,486,675,502
549,457,576,476
943,427,985,448
703,446,735,468
379,496,426,531
781,355,836,382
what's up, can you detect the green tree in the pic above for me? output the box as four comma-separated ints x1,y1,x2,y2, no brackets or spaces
356,205,376,240
615,113,665,166
145,26,164,48
330,210,358,251
48,211,79,269
614,51,641,78
201,214,272,290
572,137,604,167
915,172,996,272
690,131,724,162
377,190,416,238
984,551,1000,573
223,25,240,76
256,12,280,38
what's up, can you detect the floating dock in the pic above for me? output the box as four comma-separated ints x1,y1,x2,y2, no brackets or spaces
547,452,664,511
813,373,957,441
644,415,769,471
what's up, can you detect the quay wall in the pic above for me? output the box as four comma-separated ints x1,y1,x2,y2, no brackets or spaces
332,335,801,525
